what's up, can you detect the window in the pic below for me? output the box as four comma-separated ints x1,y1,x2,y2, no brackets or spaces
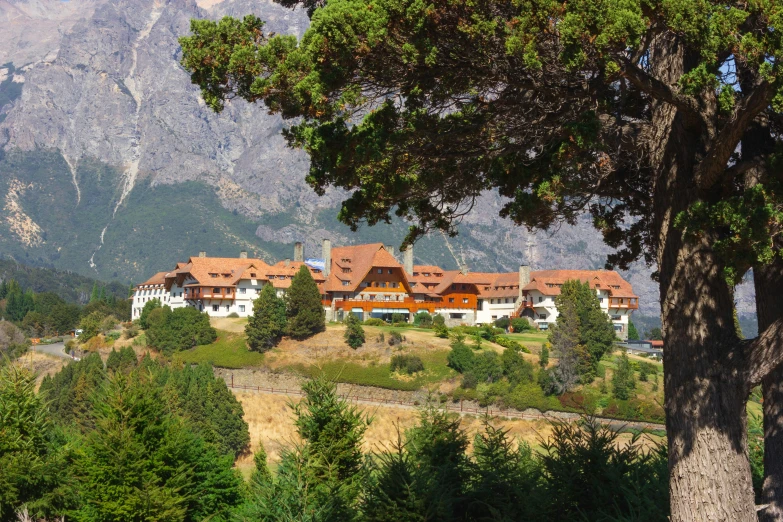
538,296,543,303
388,269,393,274
377,268,383,274
239,305,245,313
380,282,387,288
538,313,547,320
250,273,256,278
423,272,430,277
384,295,390,301
539,322,549,330
361,282,370,287
212,305,219,312
598,297,604,303
505,298,510,304
614,324,624,331
463,298,469,304
210,273,218,278
342,281,350,286
391,282,398,288
239,288,246,294
256,288,262,294
612,315,622,321
449,297,455,303
213,288,220,293
461,284,467,290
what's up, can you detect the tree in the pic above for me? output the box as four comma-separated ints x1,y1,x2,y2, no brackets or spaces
246,284,287,352
413,311,433,328
138,298,161,329
285,265,325,340
628,321,640,341
546,301,581,395
344,312,365,349
501,346,534,385
612,352,636,400
180,2,783,517
446,334,474,373
432,314,448,338
145,306,217,355
646,328,663,341
89,282,99,303
78,311,104,343
539,343,549,368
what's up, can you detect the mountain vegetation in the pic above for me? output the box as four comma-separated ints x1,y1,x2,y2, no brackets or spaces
144,306,217,355
246,284,287,352
285,265,326,340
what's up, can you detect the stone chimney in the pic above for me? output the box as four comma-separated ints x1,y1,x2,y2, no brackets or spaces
519,264,531,304
239,250,248,259
198,251,206,258
285,259,291,268
385,244,395,257
294,242,304,262
403,246,414,275
322,239,332,277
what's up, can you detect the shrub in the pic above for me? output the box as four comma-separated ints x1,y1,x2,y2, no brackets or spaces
100,315,118,334
471,351,503,384
227,312,240,318
391,313,406,325
123,324,140,339
433,314,449,337
363,318,386,326
390,354,424,374
501,347,534,385
510,317,533,332
612,353,636,400
82,335,107,352
138,298,161,329
539,343,550,367
344,313,365,349
413,311,433,328
106,331,121,342
387,330,404,346
146,306,217,355
447,335,475,373
78,311,105,342
461,372,478,389
495,336,531,354
494,317,511,329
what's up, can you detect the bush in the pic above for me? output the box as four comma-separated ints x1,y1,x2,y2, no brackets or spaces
391,313,406,325
344,313,365,349
78,311,105,342
390,354,424,374
106,331,121,342
146,306,217,355
138,298,161,330
501,347,534,384
413,311,433,328
471,351,503,384
461,372,478,389
447,335,475,373
100,315,118,334
363,318,386,326
612,352,636,400
510,317,534,332
495,336,531,354
123,324,140,339
539,343,550,367
494,317,511,329
227,312,240,318
387,330,404,346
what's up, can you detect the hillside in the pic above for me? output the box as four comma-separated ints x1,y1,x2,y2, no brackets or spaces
0,0,758,324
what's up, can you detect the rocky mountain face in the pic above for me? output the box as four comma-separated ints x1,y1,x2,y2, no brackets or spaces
0,0,757,327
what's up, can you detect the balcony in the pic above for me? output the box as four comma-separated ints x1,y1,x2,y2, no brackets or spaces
184,288,235,300
608,298,639,309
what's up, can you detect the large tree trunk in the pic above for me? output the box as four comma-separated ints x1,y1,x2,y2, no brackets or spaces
648,35,758,522
756,258,783,522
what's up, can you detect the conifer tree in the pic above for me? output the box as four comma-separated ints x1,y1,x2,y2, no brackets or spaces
546,301,581,394
246,284,286,352
344,312,365,349
628,321,640,341
286,265,325,340
0,279,7,300
138,298,161,329
89,283,99,303
539,344,549,368
612,352,636,400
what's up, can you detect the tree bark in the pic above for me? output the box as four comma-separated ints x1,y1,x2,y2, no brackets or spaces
756,258,783,522
647,35,758,521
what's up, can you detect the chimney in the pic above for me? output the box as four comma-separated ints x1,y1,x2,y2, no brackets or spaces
239,250,248,259
285,259,291,268
385,244,395,257
198,251,206,258
322,239,332,277
403,246,414,275
519,264,531,303
294,242,304,262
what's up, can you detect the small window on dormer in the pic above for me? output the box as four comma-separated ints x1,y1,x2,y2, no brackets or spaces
250,273,256,278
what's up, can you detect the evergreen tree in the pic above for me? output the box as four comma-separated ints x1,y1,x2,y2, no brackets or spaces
138,298,161,329
97,285,106,303
344,313,365,349
89,282,99,303
446,334,474,373
612,352,636,400
146,306,217,355
286,265,325,340
245,284,287,352
539,343,550,368
546,301,581,394
501,346,534,385
0,279,7,300
78,311,104,343
628,321,640,341
105,346,138,374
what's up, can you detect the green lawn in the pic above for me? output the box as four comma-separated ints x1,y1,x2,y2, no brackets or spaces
498,331,548,349
287,349,456,391
174,331,265,368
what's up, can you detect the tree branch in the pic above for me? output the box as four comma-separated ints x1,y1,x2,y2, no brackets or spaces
620,61,705,119
696,81,774,191
746,315,783,387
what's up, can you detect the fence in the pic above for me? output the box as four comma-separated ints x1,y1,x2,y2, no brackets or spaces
222,380,666,432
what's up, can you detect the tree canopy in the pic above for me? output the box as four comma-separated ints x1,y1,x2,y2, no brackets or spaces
286,265,326,339
246,284,287,352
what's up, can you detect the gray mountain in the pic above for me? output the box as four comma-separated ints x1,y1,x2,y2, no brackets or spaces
0,0,757,326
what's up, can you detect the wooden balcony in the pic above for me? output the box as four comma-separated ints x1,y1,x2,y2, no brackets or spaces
609,298,639,309
184,288,235,300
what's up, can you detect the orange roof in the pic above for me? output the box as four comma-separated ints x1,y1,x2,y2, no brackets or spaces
324,244,409,293
266,261,325,292
137,271,169,288
522,270,637,298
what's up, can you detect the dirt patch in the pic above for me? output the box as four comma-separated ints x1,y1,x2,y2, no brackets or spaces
210,317,247,333
14,352,67,389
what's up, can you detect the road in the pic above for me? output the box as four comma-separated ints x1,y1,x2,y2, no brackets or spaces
33,341,74,359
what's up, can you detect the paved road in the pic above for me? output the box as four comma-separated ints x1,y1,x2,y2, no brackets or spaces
34,341,73,359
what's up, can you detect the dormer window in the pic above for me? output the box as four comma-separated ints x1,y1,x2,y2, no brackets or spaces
250,273,256,277
423,272,430,277
210,273,218,278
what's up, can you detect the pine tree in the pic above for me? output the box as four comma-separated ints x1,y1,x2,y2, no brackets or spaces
539,343,550,368
286,265,325,340
628,321,640,341
344,312,365,349
0,279,7,300
89,282,99,303
246,284,286,352
612,352,636,400
546,301,581,394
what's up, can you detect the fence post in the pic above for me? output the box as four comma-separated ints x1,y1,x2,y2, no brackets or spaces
460,400,463,412
231,373,234,388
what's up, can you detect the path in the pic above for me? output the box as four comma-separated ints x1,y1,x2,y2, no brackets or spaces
34,341,77,360
224,379,666,433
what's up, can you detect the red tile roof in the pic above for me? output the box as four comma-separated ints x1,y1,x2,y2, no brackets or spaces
522,270,637,298
324,243,408,293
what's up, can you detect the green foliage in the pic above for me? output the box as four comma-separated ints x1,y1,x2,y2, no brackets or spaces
286,265,326,340
494,335,531,354
105,346,137,374
78,311,104,342
433,318,449,338
387,330,404,346
363,318,386,326
344,313,366,349
494,317,510,329
612,352,637,400
138,298,161,329
390,354,424,375
0,321,30,360
501,346,534,385
646,327,663,341
628,320,640,341
749,413,764,502
391,313,406,325
145,306,217,355
413,311,433,328
510,317,533,333
638,361,657,382
246,284,287,352
539,343,550,367
469,351,503,384
446,335,475,373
